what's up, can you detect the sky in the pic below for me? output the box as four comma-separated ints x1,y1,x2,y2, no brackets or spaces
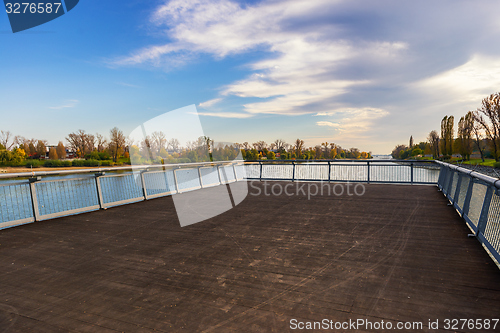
1,0,500,154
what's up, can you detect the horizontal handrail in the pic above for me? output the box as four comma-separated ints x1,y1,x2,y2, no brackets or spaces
0,160,243,179
244,159,436,163
434,160,500,188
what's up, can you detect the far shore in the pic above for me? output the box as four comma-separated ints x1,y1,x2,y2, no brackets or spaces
0,166,107,174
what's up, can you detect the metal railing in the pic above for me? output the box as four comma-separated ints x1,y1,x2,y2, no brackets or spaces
436,160,500,263
0,158,498,265
0,161,244,229
244,159,440,184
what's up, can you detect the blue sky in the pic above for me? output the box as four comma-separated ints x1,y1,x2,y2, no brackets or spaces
2,0,500,154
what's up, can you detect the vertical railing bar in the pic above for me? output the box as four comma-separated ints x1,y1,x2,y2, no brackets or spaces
198,166,204,188
477,185,493,238
217,165,223,185
232,163,237,181
292,161,296,182
453,173,462,206
259,161,263,181
446,169,454,199
367,161,370,184
328,161,331,183
94,172,105,209
462,176,474,218
410,162,414,185
28,177,40,222
140,171,148,200
173,167,180,194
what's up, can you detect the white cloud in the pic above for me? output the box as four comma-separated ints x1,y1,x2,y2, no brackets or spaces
198,98,223,108
415,54,500,104
112,0,407,117
196,111,253,118
49,99,79,110
316,107,389,140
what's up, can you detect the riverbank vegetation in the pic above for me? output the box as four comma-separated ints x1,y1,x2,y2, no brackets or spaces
0,128,372,170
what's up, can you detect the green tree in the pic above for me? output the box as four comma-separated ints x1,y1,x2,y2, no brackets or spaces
457,112,473,160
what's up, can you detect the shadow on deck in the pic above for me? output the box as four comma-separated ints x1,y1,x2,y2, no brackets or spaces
0,183,499,332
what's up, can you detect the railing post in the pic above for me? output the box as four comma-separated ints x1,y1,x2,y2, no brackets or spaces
217,164,223,184
173,167,180,194
28,176,41,221
328,161,331,183
462,176,474,218
477,185,493,237
198,166,204,188
94,172,105,209
259,161,263,181
232,163,238,181
410,162,414,185
140,170,149,200
367,161,370,184
292,161,296,182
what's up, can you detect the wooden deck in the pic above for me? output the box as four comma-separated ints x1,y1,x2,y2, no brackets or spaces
0,183,499,332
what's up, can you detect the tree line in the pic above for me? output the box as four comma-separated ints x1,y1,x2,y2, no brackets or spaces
1,128,373,168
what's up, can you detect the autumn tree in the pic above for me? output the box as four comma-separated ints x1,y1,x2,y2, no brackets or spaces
36,140,47,159
49,148,58,160
56,141,66,159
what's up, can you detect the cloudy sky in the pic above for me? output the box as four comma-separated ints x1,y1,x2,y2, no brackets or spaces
2,0,500,154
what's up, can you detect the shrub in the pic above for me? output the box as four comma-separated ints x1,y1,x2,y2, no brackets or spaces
61,160,72,167
494,162,500,169
72,159,85,167
83,159,99,167
43,160,62,167
25,160,42,168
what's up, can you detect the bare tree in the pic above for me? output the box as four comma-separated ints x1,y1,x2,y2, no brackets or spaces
109,127,126,162
0,130,15,150
474,93,500,161
242,142,250,150
427,130,440,159
66,130,95,157
95,133,107,152
273,139,286,152
294,139,305,156
168,138,180,152
151,131,167,153
471,113,486,162
252,141,267,151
